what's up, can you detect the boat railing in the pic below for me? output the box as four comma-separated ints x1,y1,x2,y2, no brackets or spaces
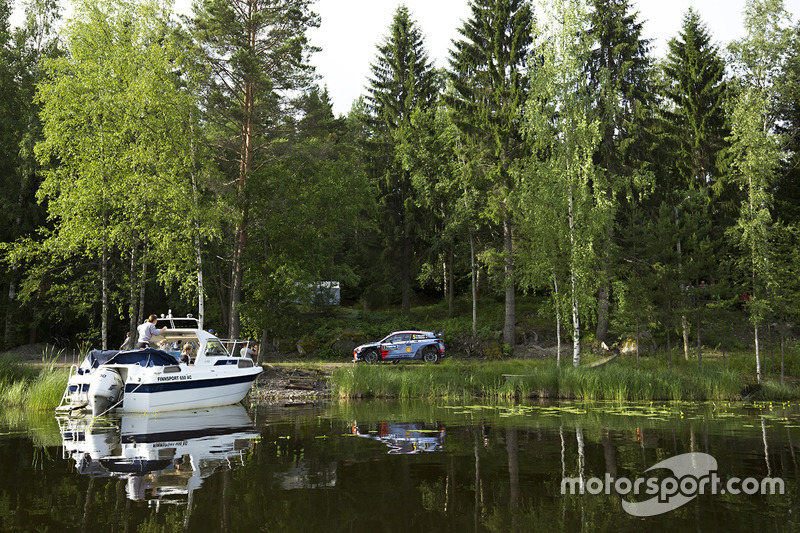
217,339,254,358
55,364,80,412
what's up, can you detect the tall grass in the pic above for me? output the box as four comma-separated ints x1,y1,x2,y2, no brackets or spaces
0,356,69,410
330,360,787,402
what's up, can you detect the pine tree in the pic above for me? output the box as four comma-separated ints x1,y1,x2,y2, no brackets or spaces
192,0,319,338
448,0,533,348
365,5,436,313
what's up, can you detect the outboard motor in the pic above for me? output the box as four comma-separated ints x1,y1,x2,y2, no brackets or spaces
88,369,123,417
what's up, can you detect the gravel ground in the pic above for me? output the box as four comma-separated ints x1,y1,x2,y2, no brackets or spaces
250,364,334,403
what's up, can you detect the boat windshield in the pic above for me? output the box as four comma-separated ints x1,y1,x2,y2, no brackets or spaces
204,340,229,357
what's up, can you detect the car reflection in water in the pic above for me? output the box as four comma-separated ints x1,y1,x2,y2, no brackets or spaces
58,404,260,504
350,422,445,454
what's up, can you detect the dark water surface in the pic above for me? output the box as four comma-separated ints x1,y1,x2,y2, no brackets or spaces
1,399,798,532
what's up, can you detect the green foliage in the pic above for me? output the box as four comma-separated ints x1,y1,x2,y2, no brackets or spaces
662,8,729,192
448,0,534,345
362,6,437,312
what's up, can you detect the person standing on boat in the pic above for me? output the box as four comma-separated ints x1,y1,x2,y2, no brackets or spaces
137,315,167,349
240,343,258,358
120,331,132,350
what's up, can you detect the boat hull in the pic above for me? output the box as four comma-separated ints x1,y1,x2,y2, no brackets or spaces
119,368,262,412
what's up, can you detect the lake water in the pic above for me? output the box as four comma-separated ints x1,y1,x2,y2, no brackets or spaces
1,399,798,532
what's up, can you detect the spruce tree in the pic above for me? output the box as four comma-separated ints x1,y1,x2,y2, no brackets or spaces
663,8,728,193
586,0,652,343
365,5,436,313
661,9,729,364
0,0,60,348
448,0,533,348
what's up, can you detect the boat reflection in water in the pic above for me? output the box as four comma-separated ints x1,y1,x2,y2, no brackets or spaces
350,421,445,454
58,404,260,504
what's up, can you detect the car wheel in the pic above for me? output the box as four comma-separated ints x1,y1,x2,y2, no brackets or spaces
364,350,379,364
423,347,440,364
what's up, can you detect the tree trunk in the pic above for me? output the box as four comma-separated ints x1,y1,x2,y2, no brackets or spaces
553,267,561,367
665,289,672,369
128,240,139,350
190,118,205,329
228,71,256,340
447,244,455,317
780,329,784,386
755,325,762,385
137,254,146,327
470,230,477,338
596,283,609,342
569,187,580,367
696,304,702,369
634,278,640,371
402,232,411,314
194,230,205,329
503,212,515,348
101,247,108,350
682,314,690,361
4,273,17,350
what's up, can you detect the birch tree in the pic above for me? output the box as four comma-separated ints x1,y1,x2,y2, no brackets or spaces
35,0,197,348
522,0,602,366
727,0,793,384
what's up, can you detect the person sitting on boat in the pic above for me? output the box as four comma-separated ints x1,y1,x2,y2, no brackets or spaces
157,339,171,351
137,314,167,349
180,343,195,364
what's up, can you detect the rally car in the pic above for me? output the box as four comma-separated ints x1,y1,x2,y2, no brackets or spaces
353,330,445,364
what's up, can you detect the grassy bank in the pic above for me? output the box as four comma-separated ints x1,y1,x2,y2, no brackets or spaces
0,357,69,411
330,359,799,401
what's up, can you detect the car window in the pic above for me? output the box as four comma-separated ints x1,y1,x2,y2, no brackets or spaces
396,333,412,342
383,335,399,344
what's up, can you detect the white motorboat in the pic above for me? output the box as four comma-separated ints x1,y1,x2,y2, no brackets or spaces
57,404,260,503
57,317,262,416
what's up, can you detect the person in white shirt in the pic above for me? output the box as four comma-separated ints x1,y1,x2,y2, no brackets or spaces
240,343,258,359
137,315,167,349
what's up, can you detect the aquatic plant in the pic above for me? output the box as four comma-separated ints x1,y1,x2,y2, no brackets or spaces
0,356,69,410
330,360,794,402
26,369,69,411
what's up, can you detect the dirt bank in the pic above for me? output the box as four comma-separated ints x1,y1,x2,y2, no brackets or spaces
250,363,336,403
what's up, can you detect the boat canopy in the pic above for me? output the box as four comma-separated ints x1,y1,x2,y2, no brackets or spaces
87,348,178,368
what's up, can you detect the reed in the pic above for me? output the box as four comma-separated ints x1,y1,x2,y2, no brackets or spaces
330,360,789,402
0,355,69,410
26,369,69,410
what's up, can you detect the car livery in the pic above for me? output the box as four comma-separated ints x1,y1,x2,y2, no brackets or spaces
353,330,445,364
